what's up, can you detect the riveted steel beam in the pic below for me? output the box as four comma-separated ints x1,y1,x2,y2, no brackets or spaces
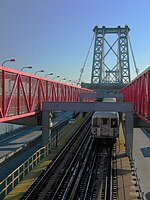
42,101,134,156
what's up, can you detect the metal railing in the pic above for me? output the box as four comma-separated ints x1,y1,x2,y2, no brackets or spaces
0,144,27,164
0,124,68,199
129,146,144,200
0,66,93,123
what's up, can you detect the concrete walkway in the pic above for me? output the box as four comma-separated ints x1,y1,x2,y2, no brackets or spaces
117,124,138,200
133,128,150,200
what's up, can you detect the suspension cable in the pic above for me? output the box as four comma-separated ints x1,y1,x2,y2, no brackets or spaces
77,34,95,86
128,35,139,76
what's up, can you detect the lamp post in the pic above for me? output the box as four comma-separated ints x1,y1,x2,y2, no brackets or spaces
34,70,44,75
52,75,60,80
59,78,66,81
71,81,76,85
1,58,16,66
45,73,53,78
65,79,72,83
21,66,32,71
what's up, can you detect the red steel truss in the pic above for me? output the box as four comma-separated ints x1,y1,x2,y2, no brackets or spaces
0,66,93,122
120,67,150,124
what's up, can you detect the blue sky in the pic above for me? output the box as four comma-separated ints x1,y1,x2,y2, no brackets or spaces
1,0,150,83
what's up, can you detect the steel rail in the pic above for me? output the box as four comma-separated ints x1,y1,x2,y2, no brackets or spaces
40,118,91,199
111,144,118,199
21,113,92,200
51,130,92,199
69,143,113,200
72,140,98,199
69,137,95,199
21,114,116,200
94,147,110,200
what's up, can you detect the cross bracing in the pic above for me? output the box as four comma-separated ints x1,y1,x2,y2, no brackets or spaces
91,26,131,84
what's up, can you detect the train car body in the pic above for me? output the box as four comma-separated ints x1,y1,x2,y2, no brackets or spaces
91,98,119,140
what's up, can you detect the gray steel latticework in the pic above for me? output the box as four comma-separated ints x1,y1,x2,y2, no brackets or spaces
91,25,131,84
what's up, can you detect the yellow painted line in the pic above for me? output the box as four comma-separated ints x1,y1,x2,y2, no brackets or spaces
116,124,126,152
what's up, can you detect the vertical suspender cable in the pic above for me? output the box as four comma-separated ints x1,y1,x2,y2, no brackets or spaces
77,35,95,86
128,35,139,76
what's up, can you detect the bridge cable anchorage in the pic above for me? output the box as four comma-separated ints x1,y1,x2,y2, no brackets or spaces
77,34,95,86
128,34,139,76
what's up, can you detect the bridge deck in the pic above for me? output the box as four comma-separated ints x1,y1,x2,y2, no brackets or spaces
4,120,139,200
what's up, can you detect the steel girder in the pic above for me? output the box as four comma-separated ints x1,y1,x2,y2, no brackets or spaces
118,26,131,83
91,26,104,83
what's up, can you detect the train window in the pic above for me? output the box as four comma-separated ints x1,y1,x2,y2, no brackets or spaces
103,118,108,125
93,118,97,126
97,118,100,126
111,118,117,128
93,118,100,127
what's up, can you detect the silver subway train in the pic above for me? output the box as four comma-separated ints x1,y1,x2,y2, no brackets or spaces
91,98,119,139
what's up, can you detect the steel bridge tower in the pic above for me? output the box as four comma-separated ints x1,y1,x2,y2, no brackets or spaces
91,25,131,85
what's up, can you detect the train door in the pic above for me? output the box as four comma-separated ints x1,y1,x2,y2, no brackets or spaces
96,117,101,136
92,117,100,136
111,117,118,136
101,117,110,136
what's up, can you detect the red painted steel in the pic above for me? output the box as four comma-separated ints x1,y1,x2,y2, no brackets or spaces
0,66,93,122
120,67,150,124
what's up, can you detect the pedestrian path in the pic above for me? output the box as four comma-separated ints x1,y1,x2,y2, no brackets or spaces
133,128,150,200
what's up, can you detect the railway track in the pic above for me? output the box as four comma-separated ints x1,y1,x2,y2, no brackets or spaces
21,114,117,200
71,141,112,200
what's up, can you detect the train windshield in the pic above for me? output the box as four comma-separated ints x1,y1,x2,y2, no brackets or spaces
111,118,117,128
93,118,100,127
